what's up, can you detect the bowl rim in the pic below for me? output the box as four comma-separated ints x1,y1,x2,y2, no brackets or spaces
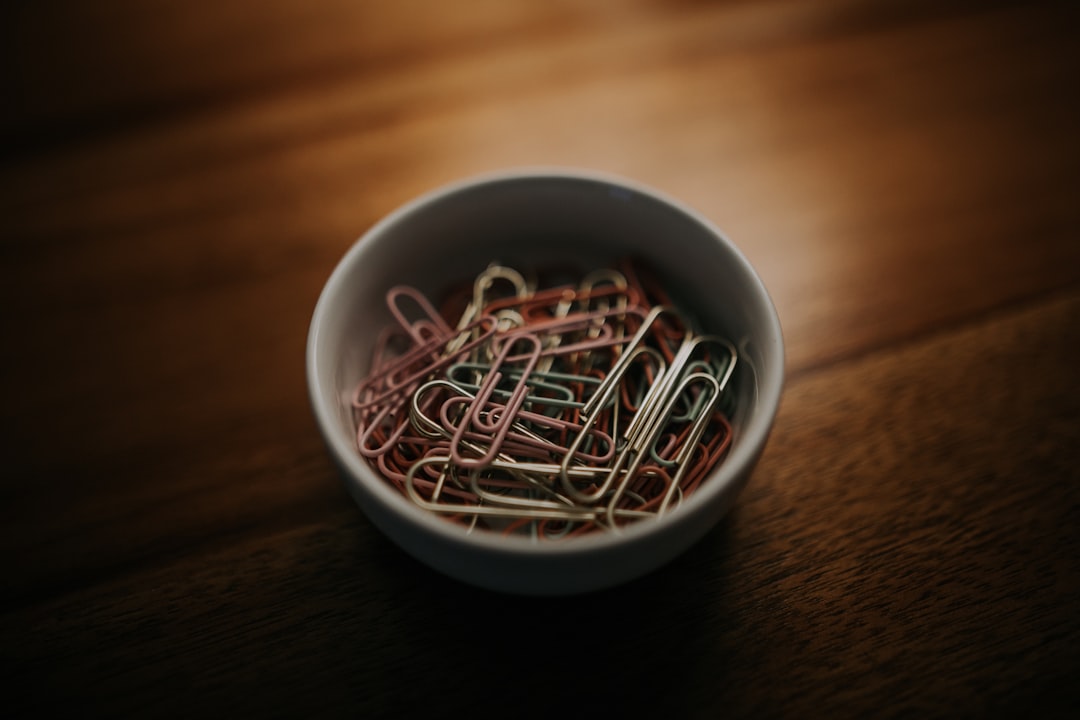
306,166,784,556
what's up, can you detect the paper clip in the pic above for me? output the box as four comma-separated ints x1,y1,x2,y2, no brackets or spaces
350,260,741,539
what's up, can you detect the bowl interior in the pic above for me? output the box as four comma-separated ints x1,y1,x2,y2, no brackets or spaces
309,172,782,554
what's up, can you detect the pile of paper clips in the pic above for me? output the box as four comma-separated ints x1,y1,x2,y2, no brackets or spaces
351,259,737,539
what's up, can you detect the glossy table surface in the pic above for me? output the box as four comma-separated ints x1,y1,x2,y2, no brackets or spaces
2,1,1078,716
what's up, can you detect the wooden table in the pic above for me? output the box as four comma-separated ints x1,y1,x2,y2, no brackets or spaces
3,1,1078,716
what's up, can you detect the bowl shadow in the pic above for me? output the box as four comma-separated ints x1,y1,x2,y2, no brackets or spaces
363,508,745,716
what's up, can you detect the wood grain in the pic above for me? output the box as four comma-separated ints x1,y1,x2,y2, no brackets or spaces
3,290,1076,717
2,0,1078,716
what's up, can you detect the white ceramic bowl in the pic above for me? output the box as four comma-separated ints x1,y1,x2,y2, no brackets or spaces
307,169,783,595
